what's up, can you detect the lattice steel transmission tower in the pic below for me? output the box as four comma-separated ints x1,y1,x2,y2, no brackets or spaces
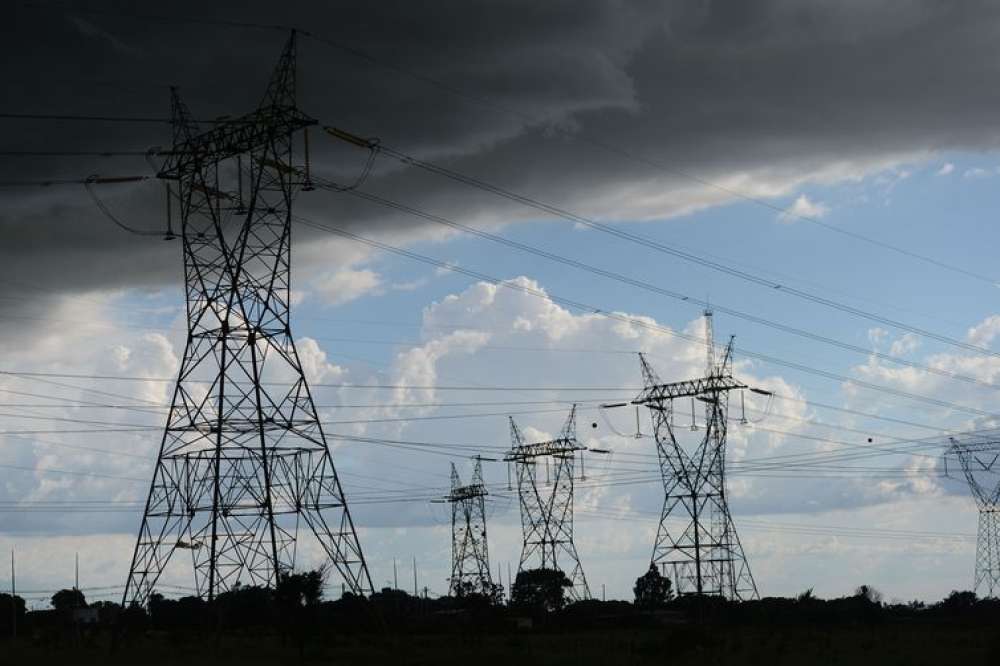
506,406,590,601
632,312,759,600
122,32,373,607
445,459,495,597
945,435,1000,597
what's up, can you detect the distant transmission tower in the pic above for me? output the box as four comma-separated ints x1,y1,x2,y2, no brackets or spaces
122,32,372,607
445,459,495,597
506,406,590,601
633,311,760,600
945,435,1000,597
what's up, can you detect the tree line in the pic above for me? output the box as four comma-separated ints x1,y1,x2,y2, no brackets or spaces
1,565,997,641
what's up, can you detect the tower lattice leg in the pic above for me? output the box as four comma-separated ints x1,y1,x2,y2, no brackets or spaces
507,407,590,601
975,508,999,597
123,33,372,607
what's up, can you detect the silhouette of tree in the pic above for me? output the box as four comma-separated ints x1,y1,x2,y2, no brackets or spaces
634,563,674,609
50,588,86,611
147,594,207,630
276,569,324,609
511,568,572,613
0,593,25,637
938,590,977,611
216,583,272,628
452,579,505,607
276,570,325,656
854,584,883,606
487,582,505,606
146,592,167,623
452,579,476,598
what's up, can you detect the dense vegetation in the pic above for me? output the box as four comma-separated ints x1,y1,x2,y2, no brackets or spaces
1,570,998,665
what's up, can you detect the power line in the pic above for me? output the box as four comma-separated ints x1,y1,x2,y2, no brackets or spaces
0,361,975,441
16,2,293,34
609,419,960,469
0,369,636,391
1,491,974,546
0,112,172,123
317,180,1000,394
2,432,150,461
0,404,596,429
0,150,163,157
0,387,960,453
0,428,154,435
310,56,996,287
292,215,1000,420
339,139,1000,358
0,310,642,356
2,351,993,422
4,171,989,422
0,410,968,473
0,386,158,407
576,506,978,542
0,453,948,507
15,1,992,288
20,296,993,398
0,410,156,430
766,393,945,433
0,461,148,482
3,372,165,407
0,112,247,124
0,308,970,436
1,27,981,426
0,398,602,410
0,175,150,188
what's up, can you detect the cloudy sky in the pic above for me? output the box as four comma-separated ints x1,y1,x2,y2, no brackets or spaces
3,0,1000,607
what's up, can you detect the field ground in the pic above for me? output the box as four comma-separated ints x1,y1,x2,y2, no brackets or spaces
3,623,998,666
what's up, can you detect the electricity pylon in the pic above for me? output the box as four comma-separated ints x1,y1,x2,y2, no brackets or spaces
122,32,372,607
633,311,759,600
506,406,590,601
446,459,495,597
946,435,1000,597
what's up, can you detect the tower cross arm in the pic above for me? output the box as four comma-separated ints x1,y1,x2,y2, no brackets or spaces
447,483,489,502
633,375,747,405
504,437,585,462
159,106,317,179
949,438,1000,457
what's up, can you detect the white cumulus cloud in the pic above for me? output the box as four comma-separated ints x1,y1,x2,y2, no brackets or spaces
963,167,992,179
778,194,830,223
312,267,383,307
966,314,1000,348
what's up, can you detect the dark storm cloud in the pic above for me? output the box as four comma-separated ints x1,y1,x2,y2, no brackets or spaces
4,0,1000,307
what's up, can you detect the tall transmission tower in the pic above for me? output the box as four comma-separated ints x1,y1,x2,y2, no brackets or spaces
445,459,495,597
506,406,590,601
122,32,373,607
632,311,760,600
945,435,1000,597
